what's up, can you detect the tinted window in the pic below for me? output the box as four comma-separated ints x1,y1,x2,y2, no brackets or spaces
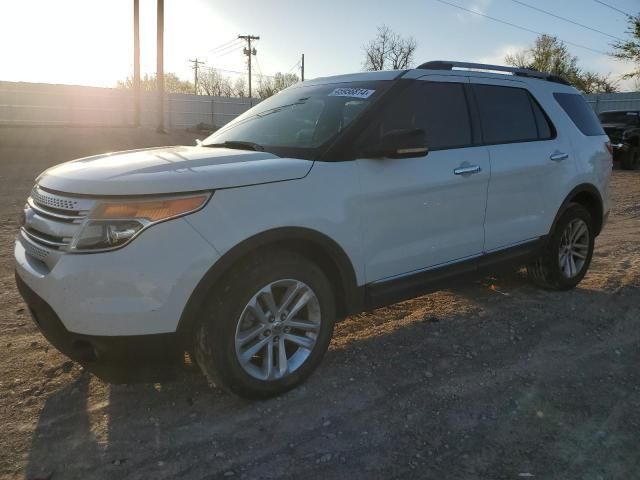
531,98,554,140
599,111,640,125
202,80,393,159
362,81,472,151
473,84,538,144
554,93,605,136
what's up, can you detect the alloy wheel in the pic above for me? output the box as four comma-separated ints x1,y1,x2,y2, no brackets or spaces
558,218,590,279
234,279,321,381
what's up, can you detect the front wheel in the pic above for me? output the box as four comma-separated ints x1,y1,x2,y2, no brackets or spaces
194,251,336,399
527,203,595,290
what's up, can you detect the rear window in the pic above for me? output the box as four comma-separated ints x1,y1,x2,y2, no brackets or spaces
554,93,605,136
473,84,540,144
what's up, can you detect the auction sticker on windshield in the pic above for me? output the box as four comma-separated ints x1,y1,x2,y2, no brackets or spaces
329,88,375,99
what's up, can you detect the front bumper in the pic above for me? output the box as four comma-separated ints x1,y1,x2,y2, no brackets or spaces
16,272,178,362
16,273,185,381
14,217,220,336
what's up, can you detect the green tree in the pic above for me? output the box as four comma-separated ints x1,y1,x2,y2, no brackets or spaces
117,73,194,94
611,12,640,80
505,35,617,93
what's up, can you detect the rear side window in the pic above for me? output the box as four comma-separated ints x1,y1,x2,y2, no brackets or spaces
360,81,473,151
473,84,539,144
531,98,555,140
554,93,605,136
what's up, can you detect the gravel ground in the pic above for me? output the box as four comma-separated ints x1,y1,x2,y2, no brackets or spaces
0,127,639,480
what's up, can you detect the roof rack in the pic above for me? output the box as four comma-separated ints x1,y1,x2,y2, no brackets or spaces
417,60,571,86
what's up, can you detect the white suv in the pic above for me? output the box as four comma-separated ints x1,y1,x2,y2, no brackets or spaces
15,61,611,398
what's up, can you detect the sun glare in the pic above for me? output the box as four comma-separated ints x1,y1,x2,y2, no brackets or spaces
0,0,238,88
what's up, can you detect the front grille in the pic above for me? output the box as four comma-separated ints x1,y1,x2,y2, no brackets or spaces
31,188,81,211
21,186,95,258
21,238,50,260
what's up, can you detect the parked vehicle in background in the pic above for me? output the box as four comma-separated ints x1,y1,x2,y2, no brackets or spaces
599,110,640,170
15,61,611,399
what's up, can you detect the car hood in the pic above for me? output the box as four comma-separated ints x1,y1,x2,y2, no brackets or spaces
36,146,313,195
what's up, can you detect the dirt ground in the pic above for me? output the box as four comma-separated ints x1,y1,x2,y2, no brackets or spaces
0,127,639,480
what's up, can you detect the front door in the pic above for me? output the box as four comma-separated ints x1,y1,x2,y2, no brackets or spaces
356,76,490,283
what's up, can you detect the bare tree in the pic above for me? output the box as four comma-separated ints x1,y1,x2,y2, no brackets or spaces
256,73,299,99
117,73,193,93
362,25,417,71
234,77,247,98
198,68,234,96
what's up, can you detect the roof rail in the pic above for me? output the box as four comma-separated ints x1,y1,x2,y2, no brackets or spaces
417,60,571,86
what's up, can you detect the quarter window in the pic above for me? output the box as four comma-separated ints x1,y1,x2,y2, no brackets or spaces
554,92,605,136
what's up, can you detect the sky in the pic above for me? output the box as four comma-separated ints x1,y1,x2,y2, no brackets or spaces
1,0,638,90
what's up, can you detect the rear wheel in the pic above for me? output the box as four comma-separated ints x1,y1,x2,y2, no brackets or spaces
621,147,639,170
194,251,336,399
527,203,595,290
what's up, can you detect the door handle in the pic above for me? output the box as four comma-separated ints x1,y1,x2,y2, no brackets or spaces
454,165,481,175
550,152,569,162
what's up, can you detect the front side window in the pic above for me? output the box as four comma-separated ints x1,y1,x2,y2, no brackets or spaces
473,84,539,144
358,81,473,152
202,81,393,159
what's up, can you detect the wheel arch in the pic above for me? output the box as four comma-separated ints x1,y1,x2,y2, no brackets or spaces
176,227,363,346
552,183,604,236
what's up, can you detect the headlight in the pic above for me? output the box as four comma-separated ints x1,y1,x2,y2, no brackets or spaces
69,192,210,252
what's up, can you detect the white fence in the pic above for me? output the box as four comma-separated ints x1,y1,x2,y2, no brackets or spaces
3,81,639,128
585,92,640,114
0,81,255,129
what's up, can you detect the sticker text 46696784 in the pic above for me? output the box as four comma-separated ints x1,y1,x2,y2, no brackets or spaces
328,88,376,99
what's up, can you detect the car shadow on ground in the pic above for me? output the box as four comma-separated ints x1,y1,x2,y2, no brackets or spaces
24,277,640,480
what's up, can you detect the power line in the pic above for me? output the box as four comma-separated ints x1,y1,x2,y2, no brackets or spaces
592,0,633,17
286,60,301,75
203,66,276,79
207,38,242,54
509,0,625,41
207,42,243,58
431,0,610,55
207,44,243,60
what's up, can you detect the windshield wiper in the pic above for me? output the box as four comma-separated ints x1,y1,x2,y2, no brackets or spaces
202,140,265,152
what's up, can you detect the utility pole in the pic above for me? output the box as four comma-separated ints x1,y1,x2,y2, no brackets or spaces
189,58,205,95
133,0,141,126
156,0,165,132
301,53,305,82
238,34,259,103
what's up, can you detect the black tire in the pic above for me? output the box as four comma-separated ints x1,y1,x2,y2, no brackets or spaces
527,203,595,291
194,250,336,399
621,147,639,170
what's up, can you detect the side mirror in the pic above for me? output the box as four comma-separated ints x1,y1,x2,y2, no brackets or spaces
364,129,429,159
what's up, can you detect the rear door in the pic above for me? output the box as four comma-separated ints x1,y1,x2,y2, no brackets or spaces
356,76,490,283
472,79,574,251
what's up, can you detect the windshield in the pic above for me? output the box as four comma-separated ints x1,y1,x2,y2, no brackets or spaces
202,81,392,159
599,111,640,125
